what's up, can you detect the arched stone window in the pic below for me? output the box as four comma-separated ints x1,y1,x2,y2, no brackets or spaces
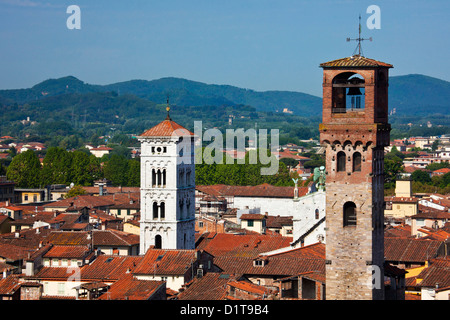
353,152,362,172
152,202,158,220
315,209,320,219
152,169,156,187
157,169,162,186
337,151,346,172
155,235,162,249
343,201,357,227
160,202,165,220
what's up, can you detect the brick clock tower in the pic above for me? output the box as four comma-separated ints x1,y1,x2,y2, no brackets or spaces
319,55,393,300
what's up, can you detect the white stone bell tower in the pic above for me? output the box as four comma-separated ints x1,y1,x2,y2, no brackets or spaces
138,104,196,254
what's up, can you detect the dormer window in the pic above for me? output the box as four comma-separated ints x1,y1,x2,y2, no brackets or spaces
253,258,266,267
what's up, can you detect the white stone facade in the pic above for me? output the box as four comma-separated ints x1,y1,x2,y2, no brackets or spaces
138,126,196,254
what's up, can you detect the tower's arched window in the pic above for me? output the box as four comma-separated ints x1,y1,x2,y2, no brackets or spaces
157,169,162,187
315,209,320,219
353,152,362,172
155,235,162,249
160,202,165,220
152,202,158,220
152,169,156,187
343,201,357,227
337,151,346,172
162,169,166,187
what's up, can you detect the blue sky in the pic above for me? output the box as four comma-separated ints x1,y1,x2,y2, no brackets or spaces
0,0,448,96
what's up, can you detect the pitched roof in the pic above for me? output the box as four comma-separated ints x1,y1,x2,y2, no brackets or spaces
93,230,140,247
44,231,91,246
139,119,194,137
384,238,444,263
81,255,143,281
0,275,21,296
417,257,450,289
133,249,201,275
43,245,91,259
43,195,114,209
177,273,234,300
97,273,165,300
320,55,393,68
196,183,308,199
0,243,33,261
195,233,293,258
214,255,325,277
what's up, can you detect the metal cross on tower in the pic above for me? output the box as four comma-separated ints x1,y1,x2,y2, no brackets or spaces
346,15,372,57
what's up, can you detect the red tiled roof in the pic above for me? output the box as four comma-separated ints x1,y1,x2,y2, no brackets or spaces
177,273,233,300
0,274,20,296
240,214,265,220
133,249,200,275
43,195,114,209
0,243,34,261
384,225,412,238
227,279,270,295
214,255,325,277
81,255,143,281
433,168,450,174
43,245,91,259
93,230,140,247
139,119,194,137
44,231,91,246
417,257,450,288
384,238,443,263
97,273,165,300
320,55,393,68
31,267,80,280
196,183,308,199
196,233,293,258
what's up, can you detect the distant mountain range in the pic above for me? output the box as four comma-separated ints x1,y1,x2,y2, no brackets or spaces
0,74,449,116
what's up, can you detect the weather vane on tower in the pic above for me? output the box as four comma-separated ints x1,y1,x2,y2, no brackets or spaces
346,15,372,57
166,94,171,120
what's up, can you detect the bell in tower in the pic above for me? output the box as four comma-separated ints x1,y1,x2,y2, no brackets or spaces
347,77,364,109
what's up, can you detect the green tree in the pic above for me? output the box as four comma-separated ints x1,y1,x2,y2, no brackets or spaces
70,150,93,186
6,150,42,188
127,159,140,186
103,154,129,186
64,185,87,198
411,170,432,184
41,147,73,185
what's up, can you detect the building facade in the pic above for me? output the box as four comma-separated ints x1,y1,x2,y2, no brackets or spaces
319,55,392,300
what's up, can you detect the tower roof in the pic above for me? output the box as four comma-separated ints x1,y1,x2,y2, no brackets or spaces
139,119,194,138
320,55,393,68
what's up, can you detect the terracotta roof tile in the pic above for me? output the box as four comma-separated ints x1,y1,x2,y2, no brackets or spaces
97,273,165,300
139,119,194,137
196,183,307,199
43,245,91,259
133,249,200,275
81,255,143,281
93,230,140,247
320,55,393,68
384,238,443,263
196,233,292,258
177,273,232,300
417,257,450,288
0,274,20,296
44,231,91,246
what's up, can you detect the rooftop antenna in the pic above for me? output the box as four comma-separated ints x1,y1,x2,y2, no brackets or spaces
346,14,372,57
165,95,171,120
